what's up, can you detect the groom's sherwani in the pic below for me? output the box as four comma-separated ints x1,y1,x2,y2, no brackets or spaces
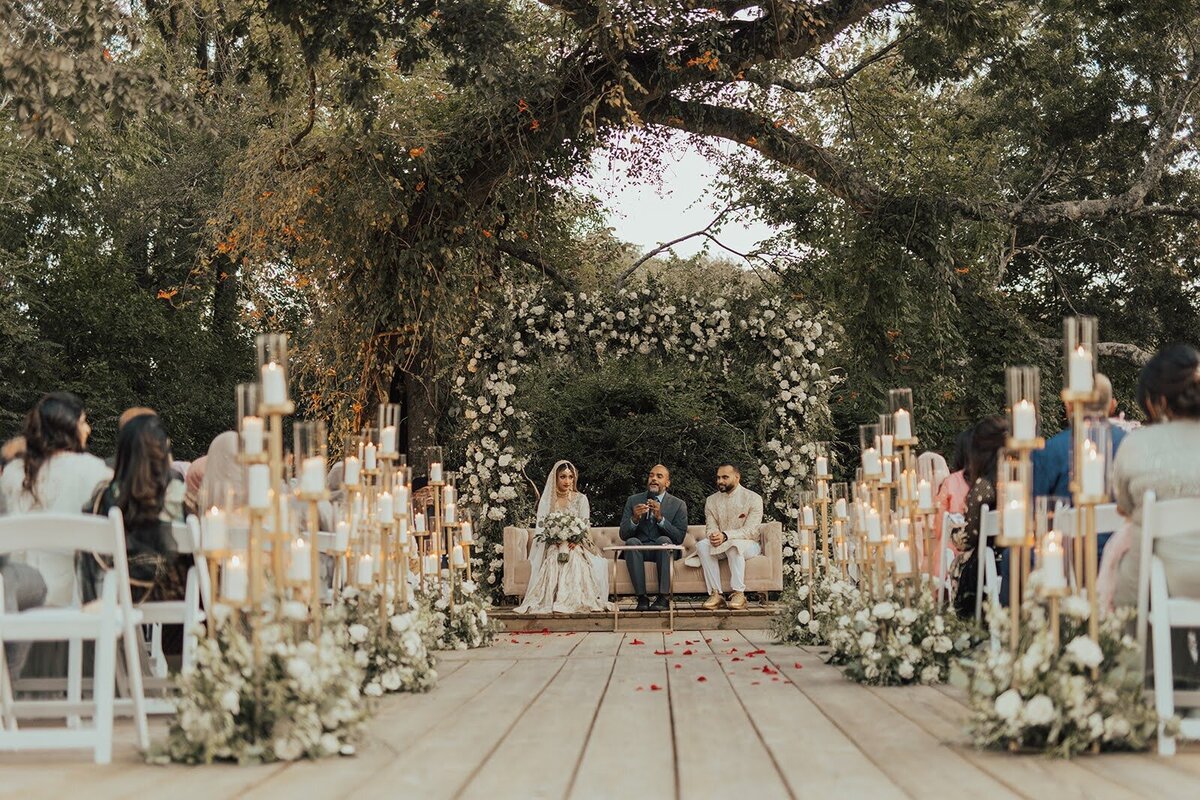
683,484,764,567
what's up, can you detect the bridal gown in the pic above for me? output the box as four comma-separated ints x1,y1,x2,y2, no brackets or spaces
516,493,612,614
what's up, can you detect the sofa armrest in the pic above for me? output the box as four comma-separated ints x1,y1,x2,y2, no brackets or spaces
502,526,529,598
761,521,784,590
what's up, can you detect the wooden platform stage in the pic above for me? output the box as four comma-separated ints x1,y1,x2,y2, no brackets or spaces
494,596,777,631
2,630,1198,799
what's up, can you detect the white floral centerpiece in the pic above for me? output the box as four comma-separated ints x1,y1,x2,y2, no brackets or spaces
418,578,499,650
959,599,1171,756
538,510,591,564
771,574,852,646
827,578,975,685
151,609,368,765
338,585,437,697
446,285,841,598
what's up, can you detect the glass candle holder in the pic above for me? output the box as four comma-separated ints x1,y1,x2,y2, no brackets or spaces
1073,419,1113,501
859,424,882,478
915,458,935,510
236,382,264,457
1006,365,1042,444
377,403,401,457
255,333,290,408
1037,522,1070,594
889,388,915,441
426,445,445,484
1063,315,1098,395
998,455,1029,542
877,414,895,457
360,427,379,472
200,484,237,553
813,441,831,479
831,482,849,519
796,489,817,528
294,420,327,497
342,434,363,487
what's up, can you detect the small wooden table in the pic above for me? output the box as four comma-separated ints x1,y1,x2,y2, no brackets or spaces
603,543,685,632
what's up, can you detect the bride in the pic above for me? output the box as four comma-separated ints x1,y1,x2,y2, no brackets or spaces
516,460,611,614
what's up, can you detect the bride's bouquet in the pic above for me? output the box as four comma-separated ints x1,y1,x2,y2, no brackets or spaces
537,511,591,563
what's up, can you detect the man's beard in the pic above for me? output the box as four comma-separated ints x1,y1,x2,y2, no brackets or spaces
718,483,734,494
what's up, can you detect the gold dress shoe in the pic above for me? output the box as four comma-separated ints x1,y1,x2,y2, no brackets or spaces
727,591,748,610
702,592,726,610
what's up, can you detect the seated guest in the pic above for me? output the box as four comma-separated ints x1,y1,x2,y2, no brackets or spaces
933,426,973,576
183,455,207,517
619,464,688,612
0,553,46,680
103,406,158,469
198,431,243,504
949,415,1009,619
687,463,763,611
83,414,189,604
0,392,111,606
0,435,26,471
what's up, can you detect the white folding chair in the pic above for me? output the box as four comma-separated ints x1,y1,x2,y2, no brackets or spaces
1056,502,1121,592
936,512,964,607
0,510,149,763
975,506,1002,623
1135,491,1200,755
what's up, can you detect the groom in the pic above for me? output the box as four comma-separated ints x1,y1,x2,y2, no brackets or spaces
619,464,688,612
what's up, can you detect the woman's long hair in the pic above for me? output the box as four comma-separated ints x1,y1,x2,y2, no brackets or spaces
21,391,86,500
110,414,172,529
965,415,1008,485
1137,343,1200,421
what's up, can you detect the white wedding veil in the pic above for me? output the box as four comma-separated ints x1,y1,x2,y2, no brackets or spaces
536,459,578,525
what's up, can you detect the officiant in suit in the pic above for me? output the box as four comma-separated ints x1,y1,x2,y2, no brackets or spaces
619,464,688,612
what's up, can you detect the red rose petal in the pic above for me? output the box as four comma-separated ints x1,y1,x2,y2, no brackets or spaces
751,681,761,686
762,666,778,675
704,638,713,643
731,657,742,662
697,676,708,682
630,639,645,646
682,649,694,655
510,639,519,644
722,637,730,642
654,650,674,655
637,686,644,691
674,664,682,669
748,649,767,656
650,684,663,691
772,677,780,682
794,662,804,669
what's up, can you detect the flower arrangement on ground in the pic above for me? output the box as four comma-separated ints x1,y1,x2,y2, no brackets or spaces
152,608,368,765
771,573,849,646
538,510,590,564
418,577,499,650
959,599,1171,756
338,584,437,697
827,578,975,685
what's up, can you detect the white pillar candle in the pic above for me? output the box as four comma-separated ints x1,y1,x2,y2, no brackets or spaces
460,521,474,543
817,480,829,499
834,498,848,519
398,518,410,544
1068,346,1094,393
1005,481,1024,506
452,545,466,567
429,462,443,483
364,443,377,471
1003,499,1025,539
800,547,811,570
288,538,311,581
241,416,264,455
815,456,829,476
380,425,397,456
1041,534,1067,589
881,458,894,484
884,536,895,563
444,503,457,524
396,485,410,512
866,508,882,542
899,470,912,501
893,408,912,440
222,555,248,602
917,479,933,509
898,518,911,544
204,507,228,551
862,447,881,477
299,456,325,495
442,484,456,505
334,521,350,552
880,434,894,457
377,491,394,522
802,505,815,527
414,513,426,532
248,464,271,509
1012,399,1037,441
356,554,373,584
343,456,361,487
894,543,913,574
798,528,811,549
261,362,287,406
424,554,439,575
1081,444,1105,496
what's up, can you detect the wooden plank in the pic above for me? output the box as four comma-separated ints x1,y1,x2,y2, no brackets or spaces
352,658,563,799
571,631,625,658
570,655,675,800
702,630,904,798
1076,752,1200,798
776,647,1020,799
867,684,1143,800
462,654,615,799
669,640,790,800
617,631,664,657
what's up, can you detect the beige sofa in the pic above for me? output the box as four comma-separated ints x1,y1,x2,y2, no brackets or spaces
502,522,784,599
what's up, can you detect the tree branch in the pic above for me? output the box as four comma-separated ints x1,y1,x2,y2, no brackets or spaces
1039,338,1155,366
613,207,737,292
742,35,907,94
493,238,576,290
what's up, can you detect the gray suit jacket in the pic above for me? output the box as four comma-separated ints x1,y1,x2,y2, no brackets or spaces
619,491,688,558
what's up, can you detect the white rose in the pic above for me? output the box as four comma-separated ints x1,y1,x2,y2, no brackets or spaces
320,733,340,756
808,620,820,634
348,624,369,644
994,689,1023,721
859,631,876,649
1065,636,1104,669
898,608,919,626
796,584,810,599
220,689,240,713
872,602,895,620
382,670,402,691
364,682,384,697
898,661,914,680
1022,694,1057,727
274,737,304,761
797,610,811,625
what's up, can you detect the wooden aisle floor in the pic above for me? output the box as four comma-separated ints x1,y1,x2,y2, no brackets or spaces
2,631,1199,799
